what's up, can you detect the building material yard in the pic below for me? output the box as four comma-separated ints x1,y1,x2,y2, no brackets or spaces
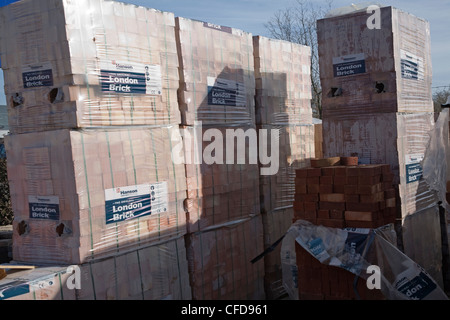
0,0,448,303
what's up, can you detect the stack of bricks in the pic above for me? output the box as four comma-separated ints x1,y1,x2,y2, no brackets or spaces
292,160,398,300
294,163,397,229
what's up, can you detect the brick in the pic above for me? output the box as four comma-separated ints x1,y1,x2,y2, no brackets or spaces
357,183,382,194
333,184,345,193
329,209,344,219
307,184,320,194
299,293,324,300
344,211,379,222
296,169,308,178
304,201,318,212
346,176,359,185
344,194,359,203
383,181,395,190
358,165,382,176
295,193,319,202
358,175,381,185
346,202,380,212
320,201,346,211
293,201,304,212
295,177,307,185
307,176,320,185
317,209,330,219
317,218,346,228
380,164,391,174
385,198,396,208
321,264,331,296
306,167,322,177
345,166,360,176
345,219,384,229
344,185,358,194
321,166,335,176
333,175,347,185
320,193,345,202
381,173,395,182
295,184,307,194
334,166,347,176
304,211,317,220
360,191,385,203
319,185,334,194
384,188,396,198
320,175,333,185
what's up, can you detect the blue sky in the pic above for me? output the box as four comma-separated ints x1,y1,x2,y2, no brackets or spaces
0,0,448,104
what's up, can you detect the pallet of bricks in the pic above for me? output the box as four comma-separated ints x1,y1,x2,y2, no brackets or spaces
253,36,315,299
317,5,446,288
176,17,265,299
0,0,191,300
293,157,396,299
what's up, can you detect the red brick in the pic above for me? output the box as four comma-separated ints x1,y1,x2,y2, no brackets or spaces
384,188,396,199
320,175,334,185
321,166,335,176
346,202,380,212
321,265,331,296
307,176,320,185
344,194,359,203
381,173,395,182
346,176,359,185
295,193,319,202
320,201,346,211
317,218,346,228
329,209,344,219
333,175,347,185
345,166,360,176
295,184,307,194
304,201,318,212
333,184,345,193
357,183,382,194
304,211,317,220
307,184,320,194
383,181,396,190
293,201,304,212
360,192,385,203
385,198,396,208
344,211,379,222
295,177,307,185
317,209,330,219
344,185,358,194
299,293,325,300
380,164,391,174
334,166,347,176
320,193,345,202
319,185,334,194
358,175,381,185
358,165,382,176
306,167,322,177
296,168,308,178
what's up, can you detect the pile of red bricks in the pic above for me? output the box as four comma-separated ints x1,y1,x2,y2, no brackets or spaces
293,162,398,300
294,164,397,229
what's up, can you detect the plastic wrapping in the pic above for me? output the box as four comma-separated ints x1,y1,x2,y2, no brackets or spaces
0,236,191,300
185,215,265,300
0,0,181,133
5,125,187,265
175,17,255,126
318,6,433,119
281,219,448,300
181,125,261,233
253,36,312,126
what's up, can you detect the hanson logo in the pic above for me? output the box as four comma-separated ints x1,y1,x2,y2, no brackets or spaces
112,61,134,70
116,188,138,196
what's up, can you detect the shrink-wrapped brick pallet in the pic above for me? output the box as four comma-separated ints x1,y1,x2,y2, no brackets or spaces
0,0,181,133
175,17,255,126
185,215,265,300
318,6,444,287
253,36,315,298
0,236,191,300
5,126,187,265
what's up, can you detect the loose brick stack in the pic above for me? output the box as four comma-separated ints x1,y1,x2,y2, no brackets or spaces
292,160,398,300
294,164,397,229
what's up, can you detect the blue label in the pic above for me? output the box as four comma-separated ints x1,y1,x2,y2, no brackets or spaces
208,86,238,106
396,272,437,300
333,60,366,77
22,69,53,88
105,194,152,225
100,70,147,94
29,203,60,221
406,163,423,184
0,281,30,300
